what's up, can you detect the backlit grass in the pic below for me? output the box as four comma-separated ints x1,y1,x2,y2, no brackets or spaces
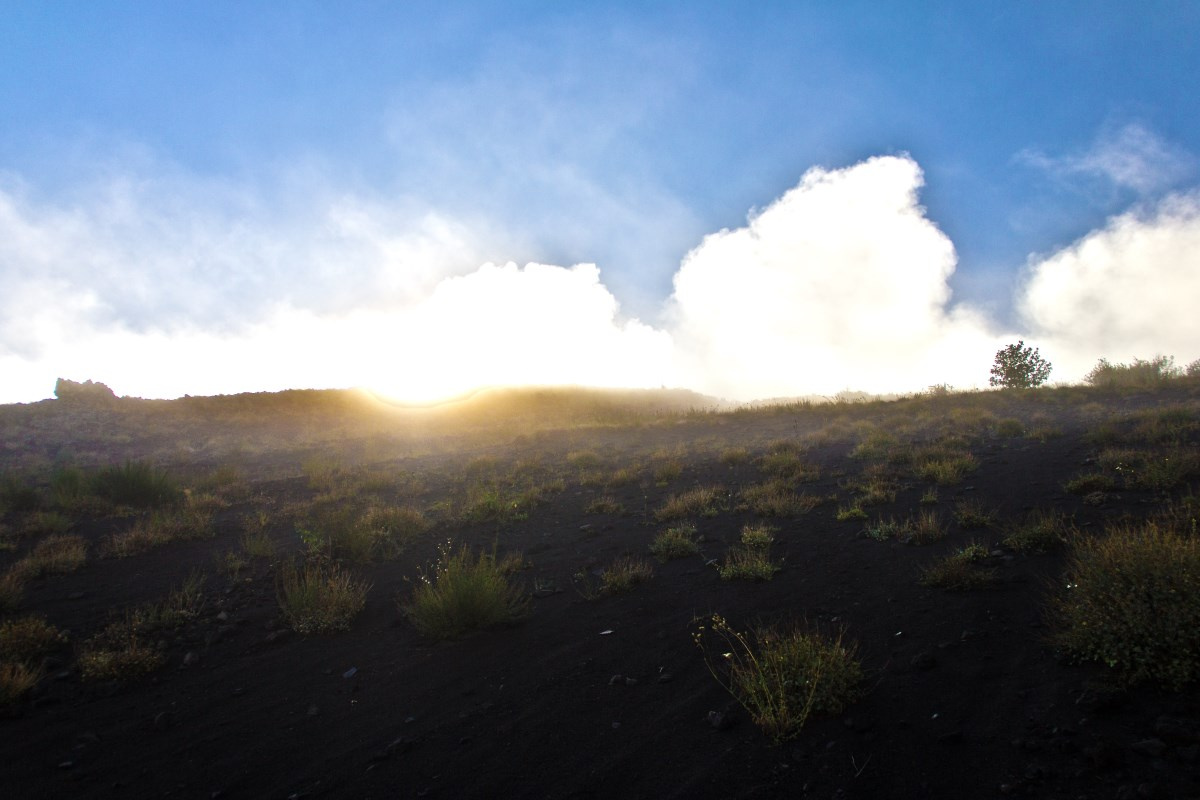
654,485,724,522
600,556,654,593
1002,509,1073,554
401,542,529,639
920,542,994,589
11,534,88,579
277,559,371,634
0,615,68,663
695,615,863,742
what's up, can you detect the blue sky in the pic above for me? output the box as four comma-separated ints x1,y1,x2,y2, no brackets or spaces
2,2,1199,403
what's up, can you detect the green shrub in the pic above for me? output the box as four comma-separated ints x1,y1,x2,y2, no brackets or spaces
989,340,1052,389
1053,523,1200,688
694,615,863,742
401,542,529,639
91,461,181,508
1085,355,1182,390
277,559,371,635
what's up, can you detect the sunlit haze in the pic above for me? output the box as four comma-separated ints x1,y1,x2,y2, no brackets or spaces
2,4,1198,404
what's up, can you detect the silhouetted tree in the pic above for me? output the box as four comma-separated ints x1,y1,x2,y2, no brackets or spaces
989,341,1052,389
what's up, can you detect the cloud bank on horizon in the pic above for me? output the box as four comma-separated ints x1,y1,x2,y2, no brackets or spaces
3,138,1199,405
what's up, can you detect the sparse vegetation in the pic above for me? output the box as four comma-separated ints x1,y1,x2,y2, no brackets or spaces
11,534,88,579
0,661,40,706
1085,355,1183,390
401,542,529,639
739,479,823,517
585,494,624,515
0,615,68,663
953,500,994,529
1053,522,1200,689
719,526,780,581
694,615,863,742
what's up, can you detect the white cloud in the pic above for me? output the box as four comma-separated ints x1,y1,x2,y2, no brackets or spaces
666,155,1002,399
1019,122,1196,196
1018,191,1200,379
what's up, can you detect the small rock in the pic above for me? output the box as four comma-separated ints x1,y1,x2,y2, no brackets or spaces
624,677,637,686
67,591,85,600
265,630,289,644
181,651,199,668
307,705,319,716
1130,738,1168,758
216,611,229,622
611,722,621,730
707,710,734,731
657,672,673,684
153,711,172,730
938,730,963,745
343,667,358,679
608,674,624,685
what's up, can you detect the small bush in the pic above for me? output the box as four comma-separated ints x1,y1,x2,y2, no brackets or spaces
740,524,776,550
277,559,371,635
913,452,977,485
694,615,863,742
994,418,1025,437
1053,523,1200,688
650,523,700,561
401,543,529,639
91,461,181,508
760,451,820,482
836,504,867,521
863,516,903,542
1085,355,1182,390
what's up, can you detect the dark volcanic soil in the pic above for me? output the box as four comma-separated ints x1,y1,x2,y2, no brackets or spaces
2,385,1199,799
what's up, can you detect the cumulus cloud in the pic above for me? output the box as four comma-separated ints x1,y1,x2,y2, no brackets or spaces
1019,122,1196,196
1018,191,1200,378
666,156,1001,399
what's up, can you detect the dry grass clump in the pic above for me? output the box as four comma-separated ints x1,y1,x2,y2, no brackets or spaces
0,615,68,663
1052,522,1200,688
584,495,624,515
101,505,213,558
1063,472,1117,495
650,523,700,561
652,460,684,484
865,512,945,545
739,480,824,517
566,450,603,470
0,571,24,613
11,534,88,579
1085,355,1185,391
0,661,41,706
953,499,995,529
1097,446,1200,492
759,448,821,482
600,556,654,594
920,543,994,589
719,447,750,466
21,511,72,537
1002,509,1074,554
849,429,898,461
695,615,863,742
277,559,371,635
401,543,529,639
654,486,724,522
78,618,166,682
912,449,977,485
993,418,1026,437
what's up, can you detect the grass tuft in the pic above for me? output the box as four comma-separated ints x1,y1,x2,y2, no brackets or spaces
401,542,529,639
654,486,724,522
920,543,994,589
277,559,371,634
1002,509,1073,554
600,556,654,593
650,523,700,561
91,460,181,508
